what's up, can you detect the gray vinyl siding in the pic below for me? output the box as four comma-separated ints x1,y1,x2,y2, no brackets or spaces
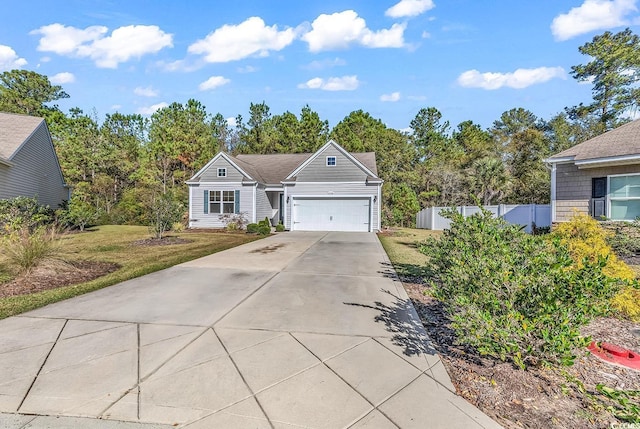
284,182,381,231
199,157,245,182
295,145,368,182
555,162,640,222
0,122,67,208
255,186,273,224
189,183,254,228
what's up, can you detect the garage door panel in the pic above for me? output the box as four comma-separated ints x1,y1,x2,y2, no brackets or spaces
292,198,370,232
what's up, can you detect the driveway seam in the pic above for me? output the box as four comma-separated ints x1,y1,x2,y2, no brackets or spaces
17,318,68,413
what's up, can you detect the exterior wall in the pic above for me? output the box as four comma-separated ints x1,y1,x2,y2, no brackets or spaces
188,182,254,228
295,145,368,182
255,185,273,224
555,162,640,222
199,157,245,182
0,122,67,208
284,182,381,231
267,191,282,224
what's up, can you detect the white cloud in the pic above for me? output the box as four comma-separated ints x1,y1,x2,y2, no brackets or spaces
0,45,27,71
422,31,431,38
134,86,158,97
111,104,122,110
551,0,638,41
302,10,405,52
302,57,347,70
137,102,169,115
237,65,258,73
380,92,401,102
226,117,237,127
386,0,435,18
188,17,295,63
31,23,173,68
298,75,360,91
198,76,231,91
457,67,566,90
50,72,75,84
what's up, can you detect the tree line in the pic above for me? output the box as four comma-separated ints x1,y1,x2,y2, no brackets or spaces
1,28,639,227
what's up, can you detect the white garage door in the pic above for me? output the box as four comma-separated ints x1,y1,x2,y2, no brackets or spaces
292,197,371,232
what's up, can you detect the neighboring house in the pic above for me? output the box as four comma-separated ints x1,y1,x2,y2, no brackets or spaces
546,119,640,222
187,140,383,232
0,112,68,208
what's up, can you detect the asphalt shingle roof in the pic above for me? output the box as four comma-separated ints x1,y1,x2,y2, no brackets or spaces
548,119,640,162
0,112,44,161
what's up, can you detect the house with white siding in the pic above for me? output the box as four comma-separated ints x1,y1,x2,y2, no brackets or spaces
546,119,640,222
187,140,383,232
0,112,68,208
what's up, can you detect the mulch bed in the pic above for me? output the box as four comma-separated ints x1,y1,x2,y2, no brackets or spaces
0,260,120,298
403,280,640,429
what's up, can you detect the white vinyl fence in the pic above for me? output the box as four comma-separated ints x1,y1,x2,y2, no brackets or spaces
416,204,551,233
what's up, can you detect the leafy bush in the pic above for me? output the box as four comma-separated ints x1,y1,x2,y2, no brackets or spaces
258,217,271,227
1,226,59,273
612,287,640,322
420,208,622,369
0,196,53,234
218,212,249,231
257,225,271,235
63,196,97,231
552,213,636,281
148,193,183,239
172,222,185,233
246,223,259,233
275,222,285,232
606,220,640,257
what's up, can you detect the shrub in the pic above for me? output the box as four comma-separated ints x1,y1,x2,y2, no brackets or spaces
606,220,640,257
612,287,640,322
0,196,53,234
275,223,285,232
172,222,185,233
257,225,271,235
420,207,622,369
258,217,271,228
246,223,259,233
551,213,635,281
1,226,59,273
218,212,249,231
148,193,183,239
63,196,97,232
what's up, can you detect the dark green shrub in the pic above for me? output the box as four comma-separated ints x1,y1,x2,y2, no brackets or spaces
0,196,53,234
246,223,259,233
420,208,622,369
607,220,640,257
258,217,271,228
257,225,271,235
275,223,285,232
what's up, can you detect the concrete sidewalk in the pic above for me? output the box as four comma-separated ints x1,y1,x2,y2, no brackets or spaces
0,232,501,428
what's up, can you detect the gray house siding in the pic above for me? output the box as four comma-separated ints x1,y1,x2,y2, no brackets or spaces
284,182,381,231
189,182,254,228
555,163,640,222
0,122,67,208
295,145,368,182
199,157,246,182
255,185,273,224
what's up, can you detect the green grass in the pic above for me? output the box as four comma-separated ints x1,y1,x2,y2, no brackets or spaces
0,225,262,319
378,227,440,280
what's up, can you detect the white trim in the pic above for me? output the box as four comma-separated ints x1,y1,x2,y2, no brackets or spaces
285,140,379,180
550,163,557,223
252,184,257,223
188,186,193,228
576,154,640,168
377,185,381,230
0,158,13,167
283,181,374,185
606,172,640,221
283,186,289,229
326,155,337,166
217,167,227,177
290,195,373,232
544,156,575,164
188,152,255,182
265,186,284,192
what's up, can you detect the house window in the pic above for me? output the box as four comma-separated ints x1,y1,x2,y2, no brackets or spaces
217,168,226,177
208,190,235,214
326,156,336,166
609,174,640,220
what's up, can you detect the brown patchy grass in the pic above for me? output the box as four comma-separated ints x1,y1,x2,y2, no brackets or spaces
0,225,262,319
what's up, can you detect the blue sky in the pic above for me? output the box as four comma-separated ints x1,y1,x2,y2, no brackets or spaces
2,0,640,130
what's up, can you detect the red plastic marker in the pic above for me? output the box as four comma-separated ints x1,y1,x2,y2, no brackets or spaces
587,341,640,371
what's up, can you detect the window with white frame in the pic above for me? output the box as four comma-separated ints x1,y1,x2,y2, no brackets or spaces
217,168,227,177
609,174,640,220
208,190,235,214
326,156,336,166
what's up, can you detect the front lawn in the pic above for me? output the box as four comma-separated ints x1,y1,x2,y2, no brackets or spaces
0,225,262,319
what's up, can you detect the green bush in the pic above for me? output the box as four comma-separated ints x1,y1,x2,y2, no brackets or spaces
246,223,259,233
606,220,640,257
0,196,53,234
148,193,183,239
275,223,285,232
420,208,622,369
257,225,271,235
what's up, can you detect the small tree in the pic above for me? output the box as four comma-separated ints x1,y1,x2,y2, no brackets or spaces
148,192,183,239
65,196,97,232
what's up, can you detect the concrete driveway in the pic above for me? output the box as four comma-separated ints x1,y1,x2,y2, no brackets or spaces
0,232,501,429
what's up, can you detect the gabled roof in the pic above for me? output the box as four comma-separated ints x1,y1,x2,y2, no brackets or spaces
547,119,640,167
188,140,379,185
0,112,45,162
285,140,378,180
